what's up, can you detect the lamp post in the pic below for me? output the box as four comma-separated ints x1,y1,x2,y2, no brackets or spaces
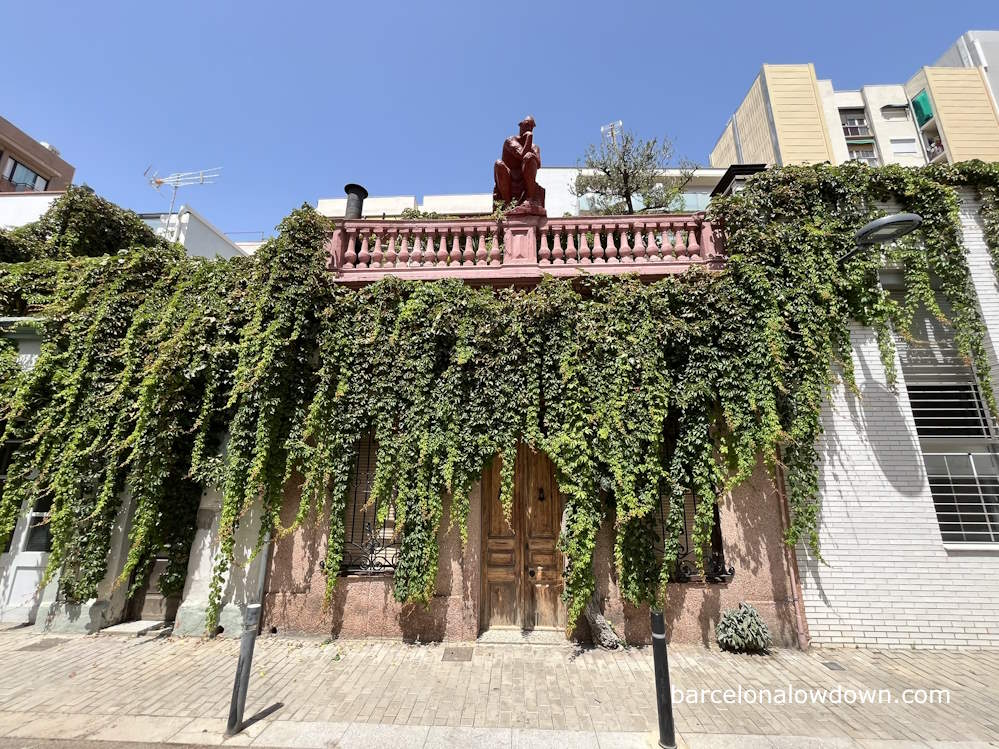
839,212,923,263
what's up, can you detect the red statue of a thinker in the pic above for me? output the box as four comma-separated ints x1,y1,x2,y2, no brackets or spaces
493,115,546,215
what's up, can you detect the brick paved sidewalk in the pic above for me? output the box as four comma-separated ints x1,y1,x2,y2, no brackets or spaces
0,628,996,748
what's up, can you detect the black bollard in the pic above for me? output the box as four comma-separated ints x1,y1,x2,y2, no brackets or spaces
650,608,677,749
225,604,262,737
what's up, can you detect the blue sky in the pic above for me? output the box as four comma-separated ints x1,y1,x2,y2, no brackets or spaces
5,1,996,237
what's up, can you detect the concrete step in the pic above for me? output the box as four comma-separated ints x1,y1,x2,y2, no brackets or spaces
99,619,171,637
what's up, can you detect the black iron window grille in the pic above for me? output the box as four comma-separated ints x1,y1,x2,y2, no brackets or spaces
653,490,734,583
340,433,399,575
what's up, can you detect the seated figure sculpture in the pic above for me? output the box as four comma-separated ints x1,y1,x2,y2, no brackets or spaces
493,115,546,215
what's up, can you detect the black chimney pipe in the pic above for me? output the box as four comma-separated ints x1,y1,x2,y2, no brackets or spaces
344,184,368,220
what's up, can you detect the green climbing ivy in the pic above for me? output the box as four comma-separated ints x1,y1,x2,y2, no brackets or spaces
1,161,998,637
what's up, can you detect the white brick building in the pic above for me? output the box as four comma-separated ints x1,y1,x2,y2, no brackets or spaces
798,189,999,648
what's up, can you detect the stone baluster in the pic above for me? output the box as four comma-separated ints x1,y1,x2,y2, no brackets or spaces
591,227,605,263
565,230,578,264
552,232,565,264
489,233,501,265
676,223,690,260
646,226,661,261
618,224,633,262
385,234,397,267
686,220,700,259
539,230,552,264
664,225,678,260
450,234,462,264
371,235,384,267
604,225,618,263
462,234,475,265
435,231,448,265
578,229,591,264
344,233,358,268
398,232,410,266
411,233,424,266
358,235,371,268
632,226,647,263
475,230,488,265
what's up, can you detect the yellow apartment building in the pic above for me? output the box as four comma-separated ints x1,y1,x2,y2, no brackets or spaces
710,33,999,169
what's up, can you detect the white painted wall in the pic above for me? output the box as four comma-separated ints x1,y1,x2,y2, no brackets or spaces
0,192,59,230
819,81,852,165
143,206,246,259
317,195,417,218
821,83,925,168
173,481,267,638
861,85,926,167
315,168,724,220
797,192,999,648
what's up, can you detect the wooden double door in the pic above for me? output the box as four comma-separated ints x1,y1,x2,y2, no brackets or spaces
481,444,566,632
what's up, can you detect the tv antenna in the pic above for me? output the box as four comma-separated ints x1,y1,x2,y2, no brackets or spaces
600,120,623,147
144,166,221,218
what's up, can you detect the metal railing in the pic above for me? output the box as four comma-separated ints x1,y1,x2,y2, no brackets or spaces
0,178,41,193
924,451,999,544
842,124,872,138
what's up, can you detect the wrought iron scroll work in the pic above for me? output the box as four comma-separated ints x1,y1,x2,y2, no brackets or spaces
654,493,734,584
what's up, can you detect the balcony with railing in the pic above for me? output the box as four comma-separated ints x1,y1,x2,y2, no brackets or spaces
326,212,724,286
0,177,41,193
842,124,872,138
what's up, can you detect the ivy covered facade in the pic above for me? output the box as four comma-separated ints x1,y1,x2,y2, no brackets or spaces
1,163,998,648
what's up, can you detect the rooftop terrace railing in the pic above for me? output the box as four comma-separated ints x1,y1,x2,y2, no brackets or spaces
327,212,724,286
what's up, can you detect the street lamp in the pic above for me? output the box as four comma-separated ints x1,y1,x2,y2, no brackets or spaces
839,212,923,263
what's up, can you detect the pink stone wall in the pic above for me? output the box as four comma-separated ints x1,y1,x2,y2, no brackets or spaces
262,461,802,647
593,460,800,647
261,481,481,641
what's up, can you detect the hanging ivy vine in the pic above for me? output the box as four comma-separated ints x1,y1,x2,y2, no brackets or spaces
1,162,998,636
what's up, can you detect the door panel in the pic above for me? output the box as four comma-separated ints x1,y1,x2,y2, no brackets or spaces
481,445,565,633
482,455,521,628
127,557,181,622
522,445,565,630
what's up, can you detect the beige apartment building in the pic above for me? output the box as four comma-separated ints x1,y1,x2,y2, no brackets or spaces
710,33,999,169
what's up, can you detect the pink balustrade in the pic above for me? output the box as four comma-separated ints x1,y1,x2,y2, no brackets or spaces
327,213,723,286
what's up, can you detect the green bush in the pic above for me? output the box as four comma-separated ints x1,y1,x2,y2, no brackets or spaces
715,603,772,654
0,185,161,263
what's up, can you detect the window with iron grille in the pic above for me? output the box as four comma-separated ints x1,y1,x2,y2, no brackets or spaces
340,433,399,574
898,297,999,544
652,490,733,582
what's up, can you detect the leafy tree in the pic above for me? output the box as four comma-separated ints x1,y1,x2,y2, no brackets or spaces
0,185,162,263
572,129,695,215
